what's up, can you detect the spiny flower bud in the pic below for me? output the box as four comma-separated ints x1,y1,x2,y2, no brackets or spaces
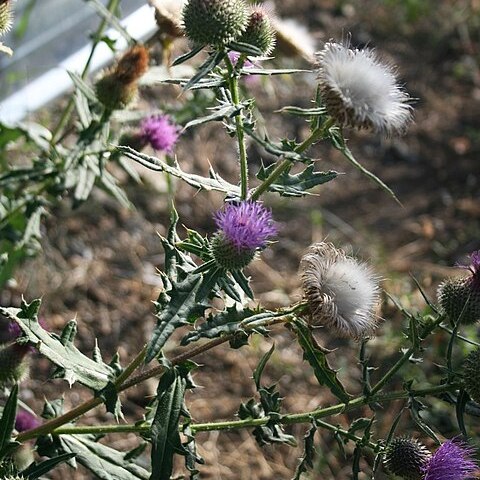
463,348,480,404
300,242,381,340
95,45,149,111
383,437,431,480
95,74,138,111
115,44,150,84
0,343,30,385
210,201,277,270
238,5,276,56
182,0,249,47
437,250,480,325
15,409,41,432
0,1,13,36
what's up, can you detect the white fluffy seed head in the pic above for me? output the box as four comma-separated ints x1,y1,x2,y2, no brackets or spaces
315,42,413,134
301,242,381,340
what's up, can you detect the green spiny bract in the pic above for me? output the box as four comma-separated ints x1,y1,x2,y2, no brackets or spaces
238,5,276,55
95,74,138,111
383,437,431,480
437,276,480,325
463,348,480,404
438,250,480,325
210,232,256,270
182,0,249,47
0,1,12,36
0,344,30,385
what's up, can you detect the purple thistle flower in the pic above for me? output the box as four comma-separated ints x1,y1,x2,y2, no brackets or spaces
140,114,181,153
214,201,277,252
15,409,41,432
227,51,260,86
423,439,478,480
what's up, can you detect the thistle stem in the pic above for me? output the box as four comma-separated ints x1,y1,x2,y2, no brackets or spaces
250,117,334,201
50,383,456,449
369,314,445,396
225,54,249,200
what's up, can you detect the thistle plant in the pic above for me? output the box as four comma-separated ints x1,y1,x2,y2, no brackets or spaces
0,0,479,479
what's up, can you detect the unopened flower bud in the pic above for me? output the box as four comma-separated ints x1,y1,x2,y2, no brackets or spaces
210,201,277,270
0,1,13,36
383,437,431,480
438,250,480,325
95,74,138,111
238,5,275,55
95,45,149,111
0,343,30,385
463,348,480,404
115,44,150,84
15,409,41,432
182,0,249,47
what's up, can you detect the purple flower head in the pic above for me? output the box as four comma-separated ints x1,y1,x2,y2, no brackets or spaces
15,409,41,432
423,439,478,480
214,201,277,252
140,114,181,153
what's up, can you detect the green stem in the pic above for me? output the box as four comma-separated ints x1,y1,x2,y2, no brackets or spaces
369,314,445,396
225,54,248,200
50,0,121,145
51,383,456,444
250,117,334,201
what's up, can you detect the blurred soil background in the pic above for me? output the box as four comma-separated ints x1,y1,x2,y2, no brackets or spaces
2,0,480,478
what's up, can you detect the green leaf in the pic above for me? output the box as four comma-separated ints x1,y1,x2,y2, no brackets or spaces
456,389,468,437
172,44,205,66
407,394,440,445
184,50,226,90
253,344,275,390
256,163,338,197
292,420,317,480
228,41,263,57
329,128,401,205
58,434,150,479
146,273,206,362
291,319,351,403
244,127,310,162
0,304,115,390
0,385,18,460
180,306,262,345
118,146,241,196
67,71,98,104
21,453,76,479
279,105,328,116
146,211,208,362
183,101,247,130
150,368,187,480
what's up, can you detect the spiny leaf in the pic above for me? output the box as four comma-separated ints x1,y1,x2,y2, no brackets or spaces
329,128,401,205
0,304,115,390
292,420,317,480
150,368,187,480
59,434,150,480
256,162,338,197
20,453,77,479
291,319,351,403
253,344,275,390
118,146,240,195
0,385,18,461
